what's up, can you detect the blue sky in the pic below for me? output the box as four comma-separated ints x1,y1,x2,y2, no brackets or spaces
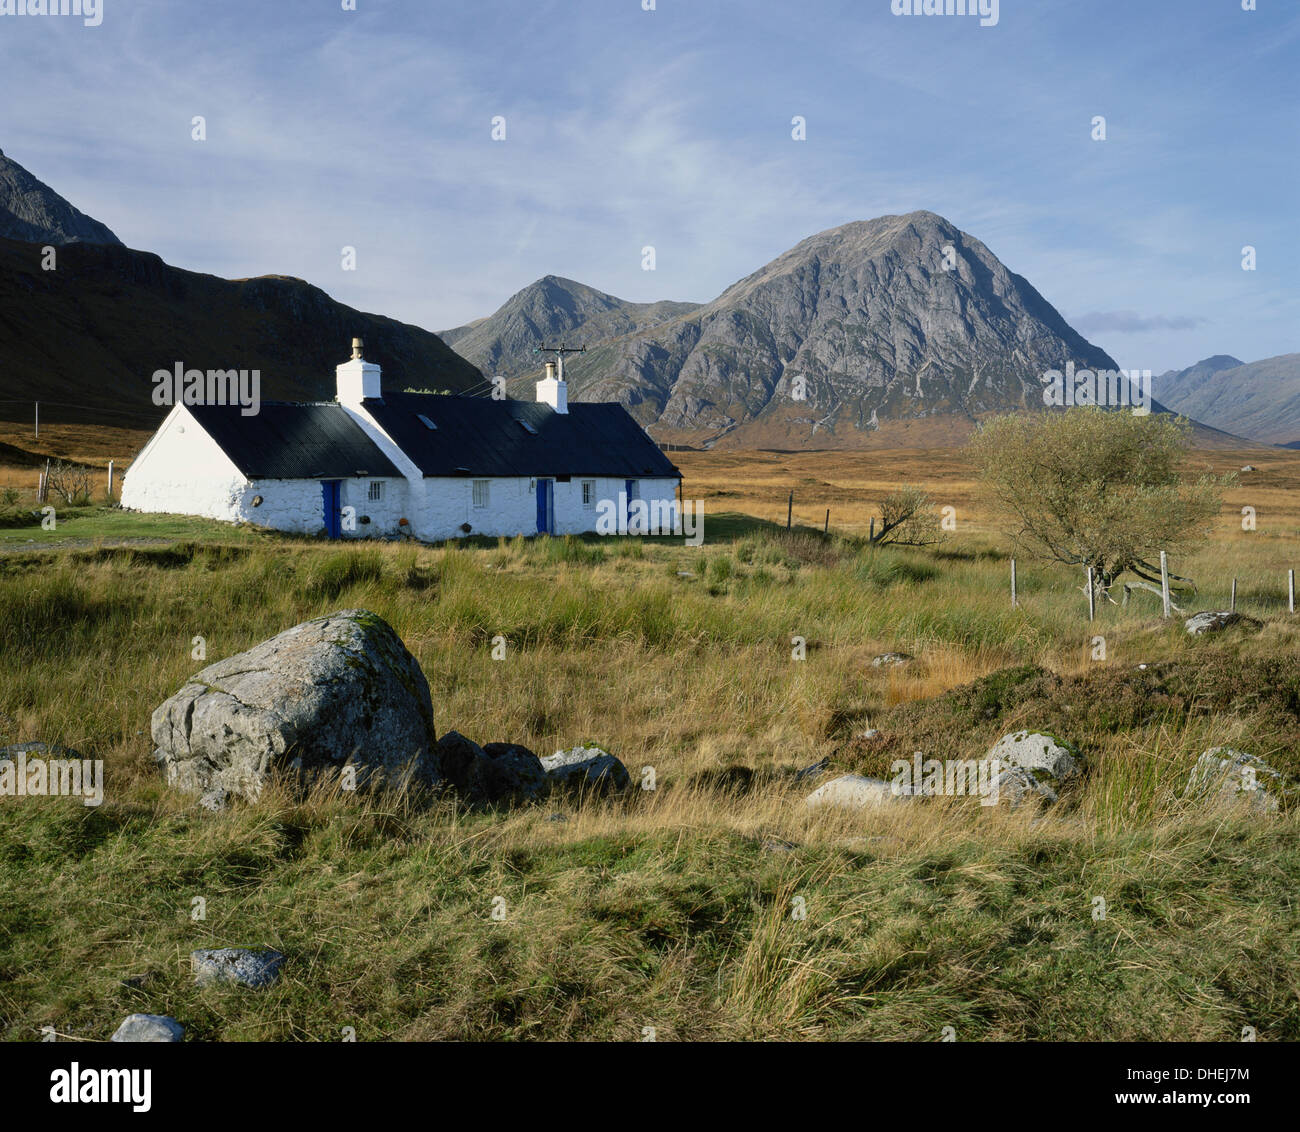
1,0,1296,373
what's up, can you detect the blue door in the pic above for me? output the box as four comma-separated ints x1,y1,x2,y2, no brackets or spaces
322,480,342,538
536,479,554,534
624,479,638,526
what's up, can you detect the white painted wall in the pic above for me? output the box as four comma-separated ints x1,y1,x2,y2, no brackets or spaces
420,475,680,540
232,476,410,536
120,405,248,521
121,405,410,538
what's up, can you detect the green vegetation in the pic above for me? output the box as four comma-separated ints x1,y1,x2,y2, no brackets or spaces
969,409,1230,597
1,506,1298,1040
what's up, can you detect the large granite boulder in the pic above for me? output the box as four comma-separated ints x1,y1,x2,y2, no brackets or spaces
152,609,439,807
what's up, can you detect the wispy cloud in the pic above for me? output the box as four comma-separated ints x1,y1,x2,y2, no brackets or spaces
0,0,1296,374
1071,311,1207,335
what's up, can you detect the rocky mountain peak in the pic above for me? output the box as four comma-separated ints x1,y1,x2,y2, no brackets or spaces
0,146,123,247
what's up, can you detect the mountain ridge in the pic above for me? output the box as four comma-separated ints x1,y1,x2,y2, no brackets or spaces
0,147,123,247
454,211,1125,447
0,147,480,422
1156,353,1300,445
439,275,702,379
0,235,481,423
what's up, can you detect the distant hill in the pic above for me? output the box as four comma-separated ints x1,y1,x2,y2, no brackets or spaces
441,275,701,379
0,147,122,246
0,145,479,426
0,235,481,424
447,212,1158,448
1156,354,1300,445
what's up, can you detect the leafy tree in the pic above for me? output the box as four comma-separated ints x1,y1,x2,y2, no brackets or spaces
967,409,1228,603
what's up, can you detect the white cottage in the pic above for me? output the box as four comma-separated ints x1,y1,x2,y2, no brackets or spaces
121,341,683,542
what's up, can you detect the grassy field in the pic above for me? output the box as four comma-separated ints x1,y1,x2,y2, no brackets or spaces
1,445,1298,1041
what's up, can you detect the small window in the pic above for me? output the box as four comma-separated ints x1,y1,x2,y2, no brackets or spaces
472,480,490,509
582,480,596,508
516,418,538,435
417,414,437,430
368,480,385,502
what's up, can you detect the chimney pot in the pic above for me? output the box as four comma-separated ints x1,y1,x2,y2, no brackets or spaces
351,337,364,360
536,359,568,413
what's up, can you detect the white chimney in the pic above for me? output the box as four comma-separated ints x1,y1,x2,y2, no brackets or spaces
536,359,567,413
337,337,382,405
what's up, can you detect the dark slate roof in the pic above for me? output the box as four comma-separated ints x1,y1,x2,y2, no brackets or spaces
361,393,681,478
187,403,401,479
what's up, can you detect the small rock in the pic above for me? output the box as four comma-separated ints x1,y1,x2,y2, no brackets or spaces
0,740,83,761
111,1014,184,1043
433,731,488,797
192,947,285,989
436,733,548,805
541,746,631,794
546,812,568,823
986,730,1081,783
856,729,882,741
1183,611,1261,636
1185,748,1290,813
805,774,912,810
794,758,830,783
1241,465,1256,472
871,652,914,668
480,742,550,804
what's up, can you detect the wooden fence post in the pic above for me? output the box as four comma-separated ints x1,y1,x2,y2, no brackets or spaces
1160,551,1170,619
1011,558,1017,608
1231,577,1237,613
1087,567,1095,622
786,492,793,531
823,509,829,535
1290,569,1295,615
